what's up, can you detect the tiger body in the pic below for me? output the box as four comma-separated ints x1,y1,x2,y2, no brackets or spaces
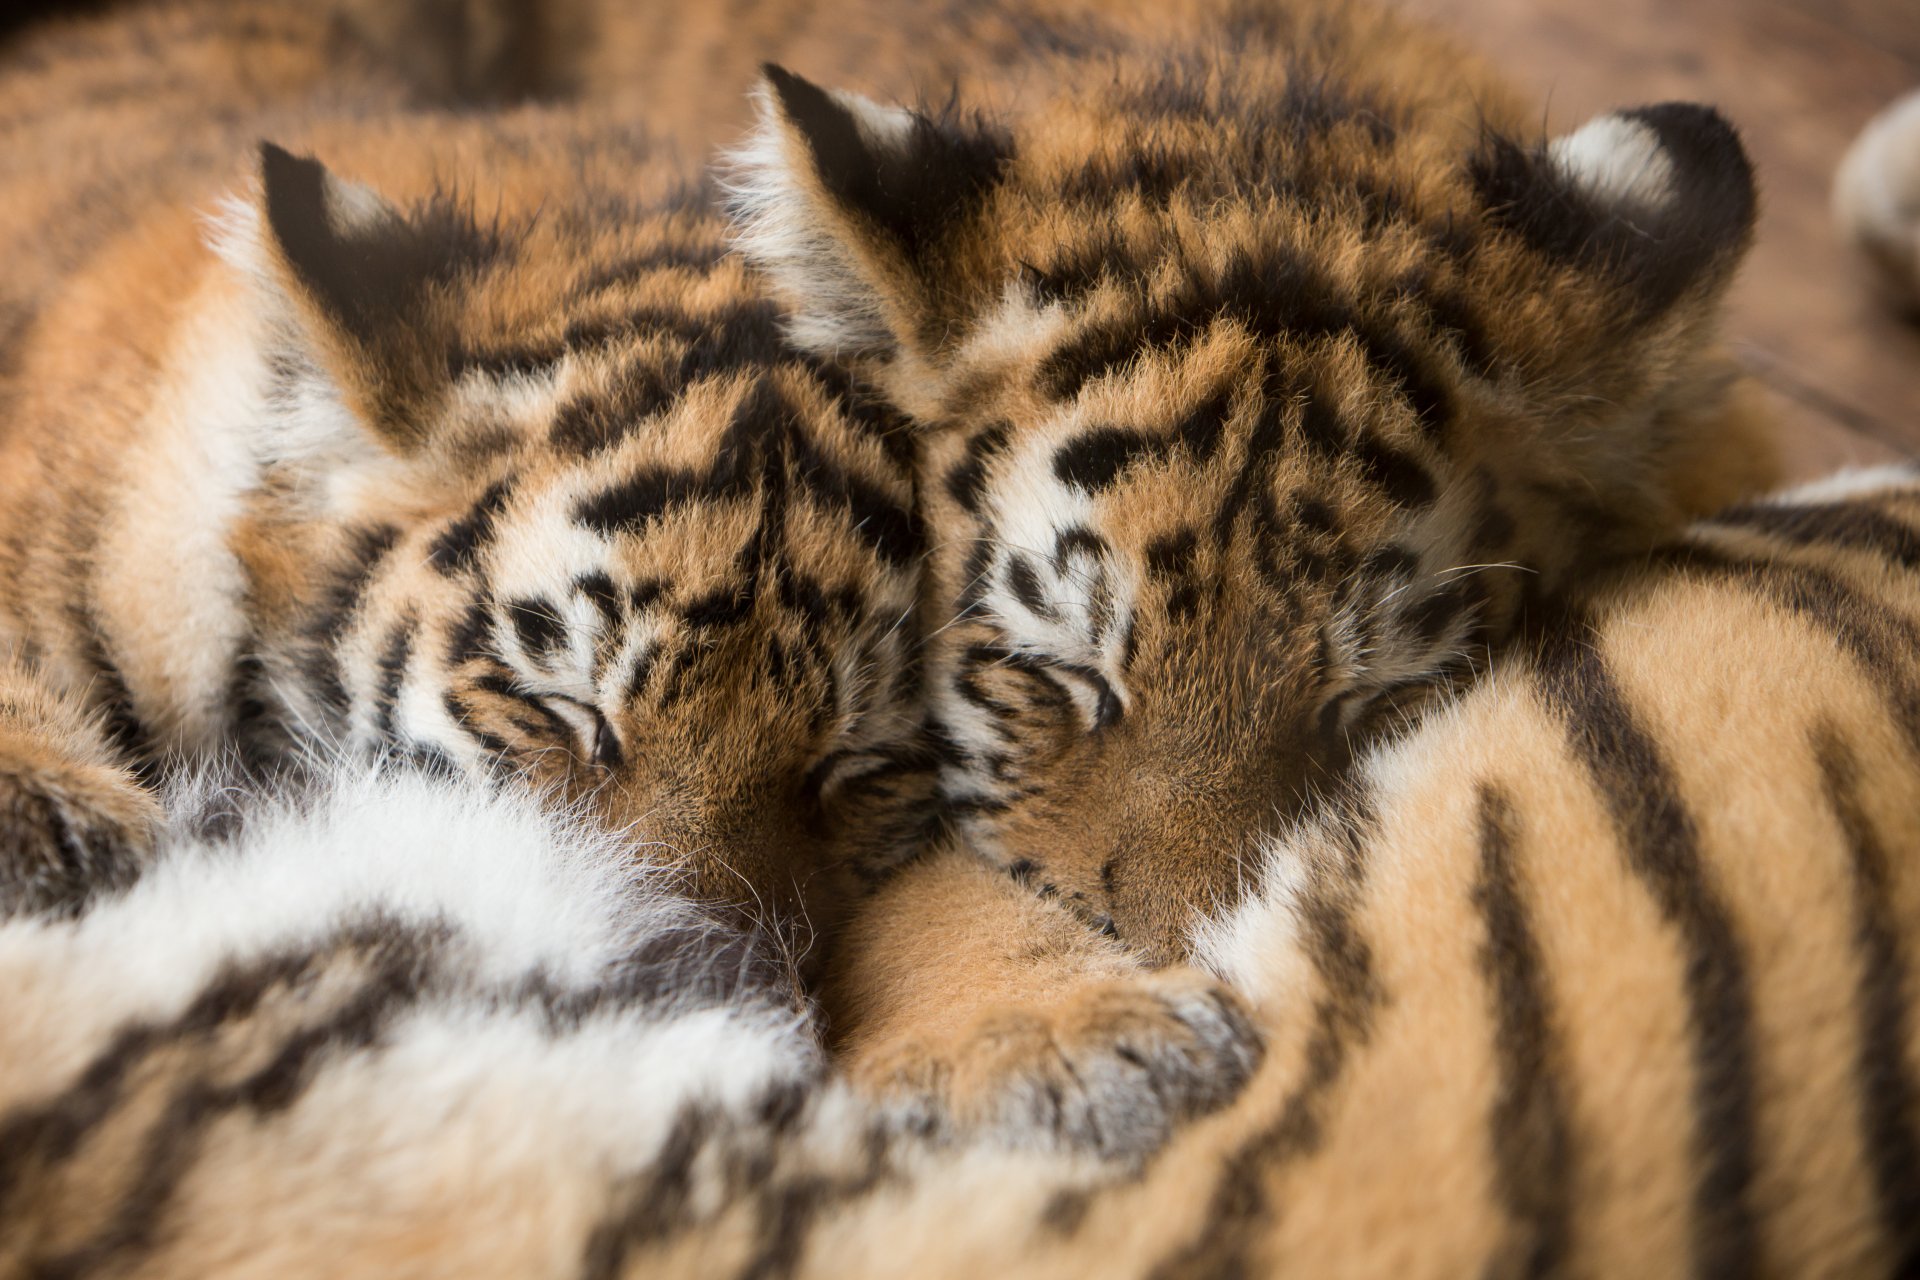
0,0,929,930
7,0,1920,1274
7,465,1919,1277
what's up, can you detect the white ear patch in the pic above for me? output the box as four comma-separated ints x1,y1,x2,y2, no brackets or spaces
723,79,918,357
1550,114,1676,211
835,86,918,150
320,168,399,237
725,123,879,354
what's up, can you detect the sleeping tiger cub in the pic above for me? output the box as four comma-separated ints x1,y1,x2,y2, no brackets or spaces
0,0,930,945
7,464,1916,1277
690,0,1788,1136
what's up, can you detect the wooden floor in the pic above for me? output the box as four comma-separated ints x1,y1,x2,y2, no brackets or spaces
1400,0,1920,481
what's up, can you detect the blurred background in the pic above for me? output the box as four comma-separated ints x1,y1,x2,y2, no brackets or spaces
5,0,1914,482
1403,0,1919,485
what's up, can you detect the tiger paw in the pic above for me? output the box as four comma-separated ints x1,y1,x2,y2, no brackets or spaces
853,966,1263,1161
0,742,161,919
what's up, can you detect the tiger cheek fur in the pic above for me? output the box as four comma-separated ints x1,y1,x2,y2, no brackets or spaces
729,19,1768,961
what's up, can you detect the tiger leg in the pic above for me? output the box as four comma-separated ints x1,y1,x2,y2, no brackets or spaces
822,839,1263,1161
0,661,161,918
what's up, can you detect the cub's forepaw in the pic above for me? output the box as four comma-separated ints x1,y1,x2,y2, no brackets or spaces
856,967,1262,1161
0,756,161,919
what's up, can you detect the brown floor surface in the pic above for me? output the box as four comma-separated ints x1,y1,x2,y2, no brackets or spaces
1400,0,1920,481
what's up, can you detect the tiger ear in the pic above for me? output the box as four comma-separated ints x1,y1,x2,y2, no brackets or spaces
230,143,478,451
727,65,1011,361
1473,103,1757,316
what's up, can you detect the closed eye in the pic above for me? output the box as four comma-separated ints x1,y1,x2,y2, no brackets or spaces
981,646,1124,732
537,695,624,770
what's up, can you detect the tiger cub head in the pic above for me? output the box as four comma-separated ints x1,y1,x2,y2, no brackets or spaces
217,139,928,931
728,54,1760,961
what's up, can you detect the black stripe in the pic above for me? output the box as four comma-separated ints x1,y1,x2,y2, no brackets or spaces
309,524,402,715
1052,425,1168,492
1534,614,1760,1277
570,241,728,295
945,421,1013,513
1473,786,1573,1279
1705,498,1920,572
570,382,919,570
0,916,439,1223
34,921,445,1276
1815,729,1920,1271
370,616,415,742
451,297,784,381
1678,549,1920,758
578,1105,717,1279
505,596,569,663
575,466,718,537
66,588,152,771
1149,791,1380,1276
1038,249,1453,436
428,478,513,574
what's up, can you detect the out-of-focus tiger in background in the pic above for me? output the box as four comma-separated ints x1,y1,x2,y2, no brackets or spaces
0,0,934,946
7,467,1918,1278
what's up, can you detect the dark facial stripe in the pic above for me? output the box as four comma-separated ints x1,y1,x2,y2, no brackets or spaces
1352,434,1437,509
311,523,403,717
1815,729,1920,1271
68,588,153,772
575,466,716,538
1052,425,1170,492
1473,786,1573,1280
1005,555,1056,620
946,421,1014,513
428,478,514,575
452,297,785,382
371,616,415,742
1038,250,1454,437
1534,614,1760,1277
441,689,511,759
505,596,569,664
571,382,919,570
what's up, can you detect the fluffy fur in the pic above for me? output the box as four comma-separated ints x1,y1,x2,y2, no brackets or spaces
724,0,1778,963
670,0,1786,1133
0,0,930,938
8,466,1919,1277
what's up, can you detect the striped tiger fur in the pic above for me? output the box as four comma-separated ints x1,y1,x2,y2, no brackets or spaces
0,0,931,942
6,463,1917,1277
658,0,1792,1134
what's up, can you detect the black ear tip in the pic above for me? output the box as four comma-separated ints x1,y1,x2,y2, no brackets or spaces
761,63,839,127
1621,102,1741,145
259,141,326,201
1621,102,1757,240
1622,103,1755,189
